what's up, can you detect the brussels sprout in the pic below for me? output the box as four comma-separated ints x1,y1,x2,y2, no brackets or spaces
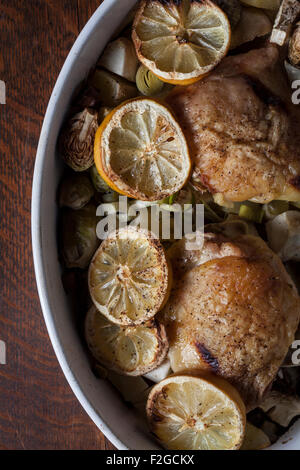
59,108,98,172
61,203,99,269
89,165,111,193
59,173,94,210
259,391,300,427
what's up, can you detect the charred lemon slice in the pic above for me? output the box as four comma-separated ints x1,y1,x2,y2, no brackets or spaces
241,0,280,9
146,374,246,450
94,98,191,201
88,227,172,325
85,306,169,376
132,0,231,85
241,422,271,450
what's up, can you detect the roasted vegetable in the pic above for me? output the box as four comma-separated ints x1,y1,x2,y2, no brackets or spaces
205,217,257,239
101,191,119,203
263,200,289,219
285,59,300,82
136,65,164,96
59,173,94,210
89,165,111,193
59,108,98,172
266,211,300,261
289,22,300,65
271,0,300,46
241,422,271,450
98,106,112,123
241,0,280,8
89,69,138,107
239,202,264,223
99,37,139,82
61,203,99,269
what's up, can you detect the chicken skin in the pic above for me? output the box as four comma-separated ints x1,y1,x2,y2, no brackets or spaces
160,234,300,409
166,45,300,205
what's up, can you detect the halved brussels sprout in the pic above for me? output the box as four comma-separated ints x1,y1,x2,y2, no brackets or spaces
59,108,98,172
61,203,99,269
59,173,94,210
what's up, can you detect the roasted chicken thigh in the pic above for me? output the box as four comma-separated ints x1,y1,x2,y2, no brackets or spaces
160,233,300,409
166,45,300,205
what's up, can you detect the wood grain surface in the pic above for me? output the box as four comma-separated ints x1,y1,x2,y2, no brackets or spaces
0,0,116,450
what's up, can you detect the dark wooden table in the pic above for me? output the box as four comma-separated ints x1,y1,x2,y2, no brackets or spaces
0,0,115,450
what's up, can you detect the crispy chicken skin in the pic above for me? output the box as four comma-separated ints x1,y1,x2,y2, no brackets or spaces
160,234,300,409
166,45,300,204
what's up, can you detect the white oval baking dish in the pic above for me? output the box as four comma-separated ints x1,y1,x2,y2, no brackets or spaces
31,0,300,450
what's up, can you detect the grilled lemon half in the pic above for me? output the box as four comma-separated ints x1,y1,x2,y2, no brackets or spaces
85,306,169,376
